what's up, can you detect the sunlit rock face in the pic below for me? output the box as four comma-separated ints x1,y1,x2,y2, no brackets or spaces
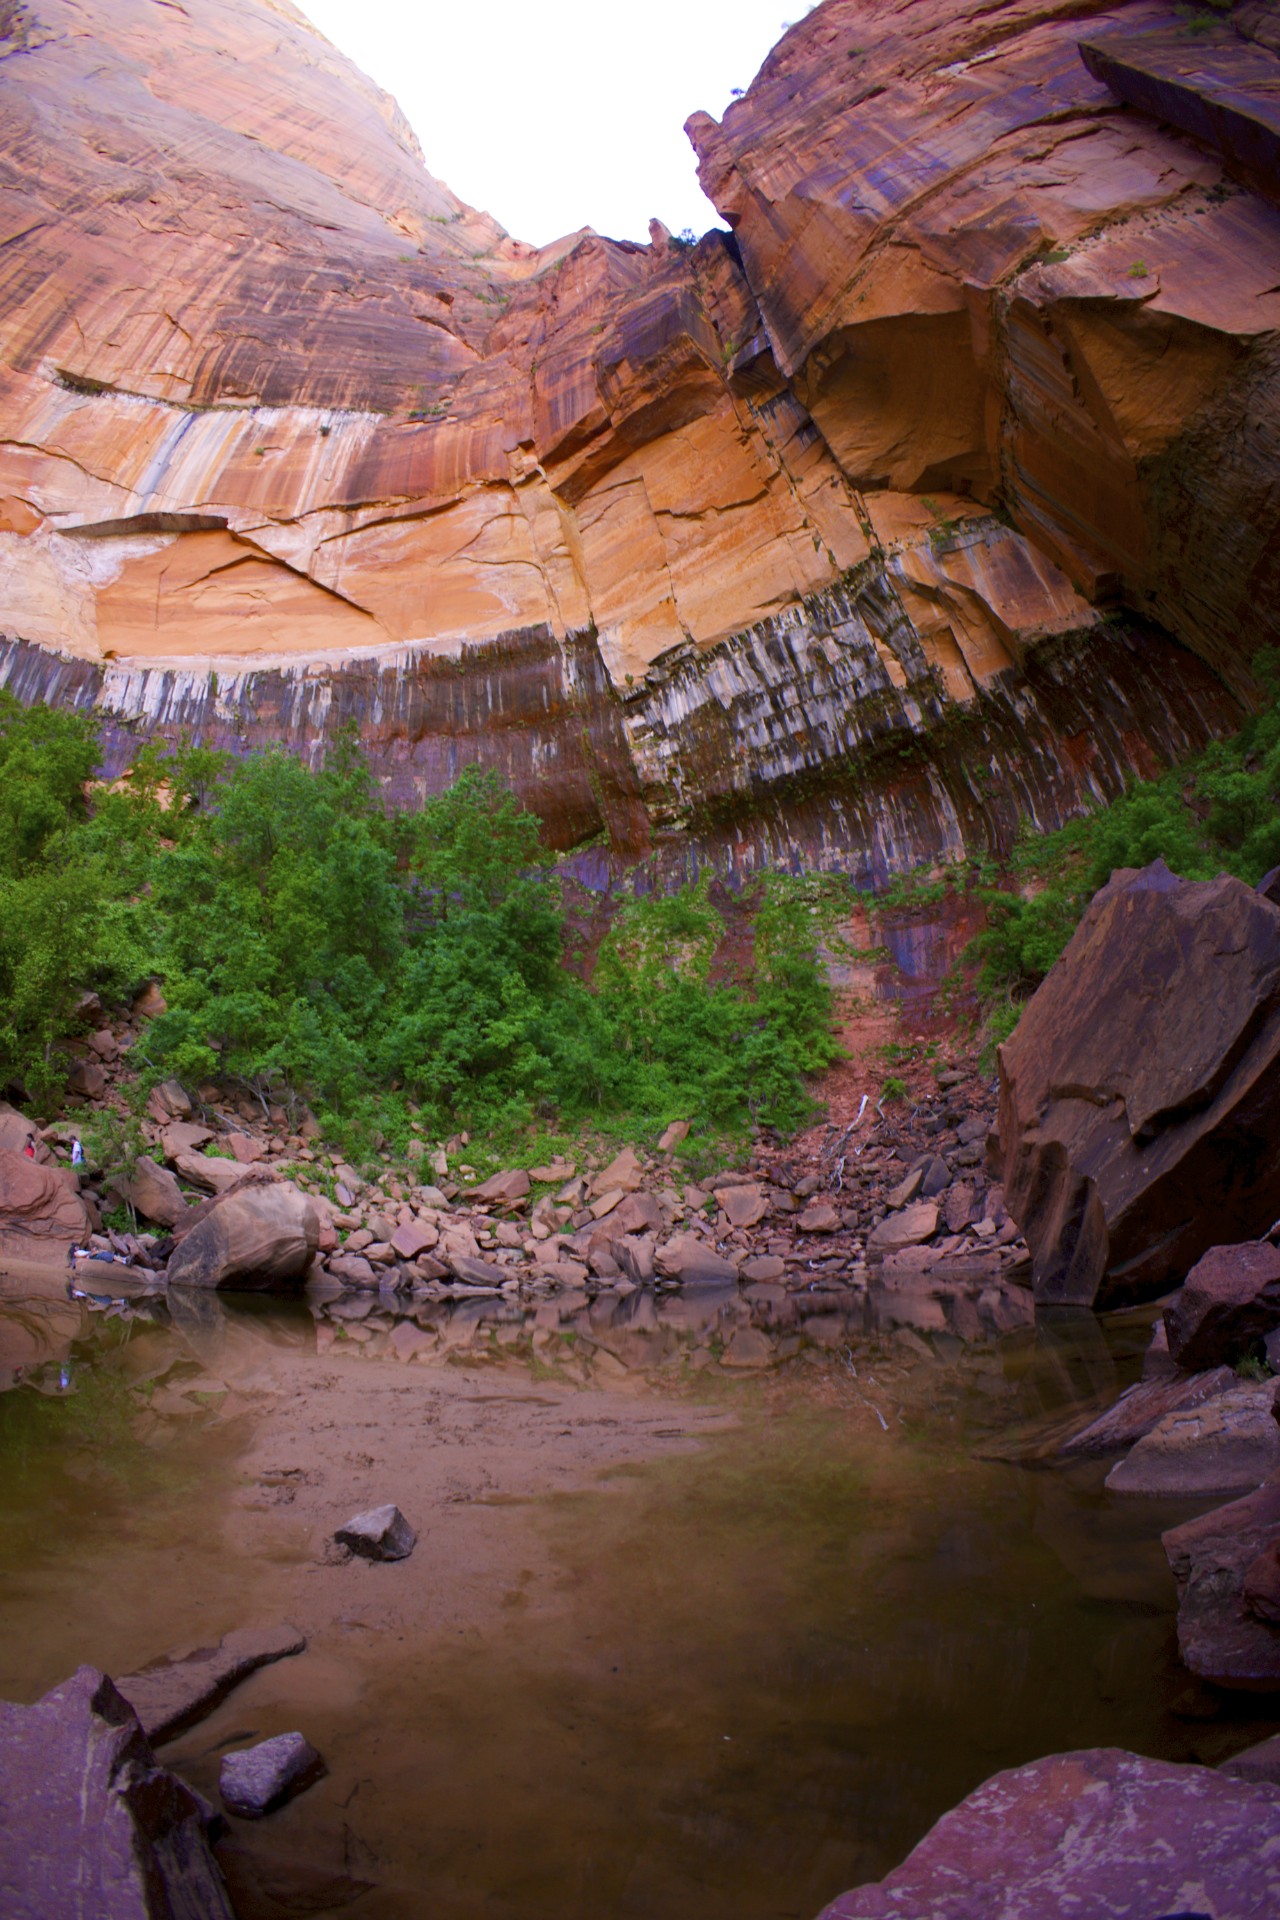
0,0,1275,868
686,0,1280,692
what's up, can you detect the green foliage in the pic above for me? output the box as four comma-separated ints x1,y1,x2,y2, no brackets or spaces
0,695,151,1099
0,701,837,1142
752,875,844,1075
968,648,1280,1040
589,872,839,1135
873,862,955,912
147,730,405,1105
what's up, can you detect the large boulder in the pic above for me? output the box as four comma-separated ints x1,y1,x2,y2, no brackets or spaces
1104,1382,1280,1497
993,862,1280,1308
818,1748,1280,1918
1165,1239,1280,1370
653,1232,739,1286
166,1179,320,1290
0,1149,94,1265
0,1102,47,1158
172,1150,248,1195
111,1155,191,1230
0,1665,235,1918
1164,1472,1280,1689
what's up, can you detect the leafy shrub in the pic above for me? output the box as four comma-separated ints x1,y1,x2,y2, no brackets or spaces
968,648,1280,1033
0,704,838,1141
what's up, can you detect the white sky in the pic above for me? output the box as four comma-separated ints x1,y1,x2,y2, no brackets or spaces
297,1,809,246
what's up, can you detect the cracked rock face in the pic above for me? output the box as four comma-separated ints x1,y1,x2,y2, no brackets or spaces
0,0,1276,869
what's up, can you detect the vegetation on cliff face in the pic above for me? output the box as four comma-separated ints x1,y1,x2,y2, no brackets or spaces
0,700,839,1147
968,651,1280,1047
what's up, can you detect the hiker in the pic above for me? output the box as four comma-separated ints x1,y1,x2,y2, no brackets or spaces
70,1138,84,1166
22,1135,35,1159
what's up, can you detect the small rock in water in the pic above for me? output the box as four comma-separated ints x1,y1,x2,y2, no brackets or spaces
335,1502,417,1561
220,1731,325,1817
115,1622,306,1744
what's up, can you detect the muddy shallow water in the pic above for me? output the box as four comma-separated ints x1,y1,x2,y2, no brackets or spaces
2,1269,1277,1919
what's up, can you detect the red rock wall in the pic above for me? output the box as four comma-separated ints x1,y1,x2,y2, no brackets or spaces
0,0,1276,868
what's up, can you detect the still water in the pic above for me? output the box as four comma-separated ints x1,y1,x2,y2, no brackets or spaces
1,1267,1274,1919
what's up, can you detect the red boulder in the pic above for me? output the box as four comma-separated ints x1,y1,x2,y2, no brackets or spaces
993,862,1280,1308
1165,1239,1280,1370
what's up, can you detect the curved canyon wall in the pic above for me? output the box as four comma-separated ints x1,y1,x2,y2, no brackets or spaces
0,0,1276,873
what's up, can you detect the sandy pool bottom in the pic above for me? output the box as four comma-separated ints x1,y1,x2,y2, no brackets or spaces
1,1284,1276,1919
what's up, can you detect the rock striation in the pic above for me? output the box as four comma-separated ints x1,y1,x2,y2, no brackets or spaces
0,0,1276,869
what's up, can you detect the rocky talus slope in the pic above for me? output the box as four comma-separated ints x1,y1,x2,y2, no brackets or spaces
0,0,1276,872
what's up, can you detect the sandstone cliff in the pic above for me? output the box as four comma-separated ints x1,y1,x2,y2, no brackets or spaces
0,0,1276,871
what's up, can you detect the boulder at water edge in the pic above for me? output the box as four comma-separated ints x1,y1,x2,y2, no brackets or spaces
1165,1239,1280,1370
992,862,1280,1308
166,1178,320,1290
1163,1471,1280,1689
116,1622,307,1745
0,1148,95,1266
818,1747,1280,1918
0,1665,235,1919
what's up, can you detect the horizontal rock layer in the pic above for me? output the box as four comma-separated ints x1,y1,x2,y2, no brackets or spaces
0,591,1240,880
0,0,1277,865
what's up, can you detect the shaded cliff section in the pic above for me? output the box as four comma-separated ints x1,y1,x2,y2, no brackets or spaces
0,0,1276,874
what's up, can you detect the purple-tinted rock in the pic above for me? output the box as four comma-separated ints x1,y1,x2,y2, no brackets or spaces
1164,1473,1280,1689
1080,29,1280,207
335,1502,417,1562
219,1730,325,1818
1221,1732,1280,1788
1057,1364,1236,1457
1105,1382,1280,1497
1165,1239,1280,1371
115,1622,306,1745
820,1747,1280,1918
0,1664,234,1917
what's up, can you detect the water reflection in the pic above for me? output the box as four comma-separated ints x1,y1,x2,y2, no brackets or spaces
305,1268,1039,1378
1,1260,1273,1920
0,1260,1093,1437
